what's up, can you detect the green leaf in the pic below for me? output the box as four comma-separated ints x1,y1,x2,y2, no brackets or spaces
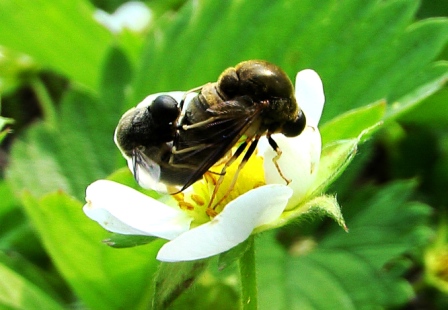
256,181,432,309
21,191,164,310
132,0,448,122
386,61,448,121
0,183,45,259
6,100,113,199
0,257,64,310
322,182,432,267
6,47,132,199
0,0,112,90
0,252,65,306
0,182,17,218
418,0,448,18
99,47,134,113
399,78,448,127
320,100,386,146
153,259,210,309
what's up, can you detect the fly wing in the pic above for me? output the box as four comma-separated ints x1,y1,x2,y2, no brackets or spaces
132,146,194,194
132,148,162,189
172,96,263,192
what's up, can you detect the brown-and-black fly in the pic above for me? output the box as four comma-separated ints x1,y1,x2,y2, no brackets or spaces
114,93,197,194
115,60,306,210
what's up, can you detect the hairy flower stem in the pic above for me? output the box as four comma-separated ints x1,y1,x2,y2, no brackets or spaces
239,236,258,310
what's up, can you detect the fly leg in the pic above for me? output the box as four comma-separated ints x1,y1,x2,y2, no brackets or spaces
171,144,215,154
209,136,261,215
267,134,291,185
168,143,214,168
180,115,229,130
179,84,206,110
205,140,251,216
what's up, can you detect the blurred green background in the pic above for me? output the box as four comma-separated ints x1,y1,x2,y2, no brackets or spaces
0,0,448,309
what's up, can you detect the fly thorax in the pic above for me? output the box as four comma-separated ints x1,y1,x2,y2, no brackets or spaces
201,83,226,107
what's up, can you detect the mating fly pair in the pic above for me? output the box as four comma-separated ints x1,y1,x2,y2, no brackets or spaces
115,60,307,210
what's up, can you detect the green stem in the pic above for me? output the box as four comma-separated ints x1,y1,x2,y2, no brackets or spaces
30,77,57,127
239,236,258,310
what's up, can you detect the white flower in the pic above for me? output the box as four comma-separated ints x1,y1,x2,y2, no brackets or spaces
94,1,152,34
259,69,324,209
83,69,325,262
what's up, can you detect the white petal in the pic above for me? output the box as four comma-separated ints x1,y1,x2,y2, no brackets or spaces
156,185,292,262
295,69,325,127
83,180,192,240
259,126,321,210
94,2,151,33
93,10,116,32
112,2,152,32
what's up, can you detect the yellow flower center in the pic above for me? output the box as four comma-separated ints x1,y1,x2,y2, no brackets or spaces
173,152,266,227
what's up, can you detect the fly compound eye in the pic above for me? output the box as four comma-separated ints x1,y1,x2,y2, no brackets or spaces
150,95,180,123
282,109,306,137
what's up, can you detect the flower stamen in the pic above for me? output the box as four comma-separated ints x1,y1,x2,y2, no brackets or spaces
206,208,218,218
191,194,205,206
172,192,184,201
178,201,195,211
204,151,266,214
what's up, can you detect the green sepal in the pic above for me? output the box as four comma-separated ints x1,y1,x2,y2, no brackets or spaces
103,233,158,248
